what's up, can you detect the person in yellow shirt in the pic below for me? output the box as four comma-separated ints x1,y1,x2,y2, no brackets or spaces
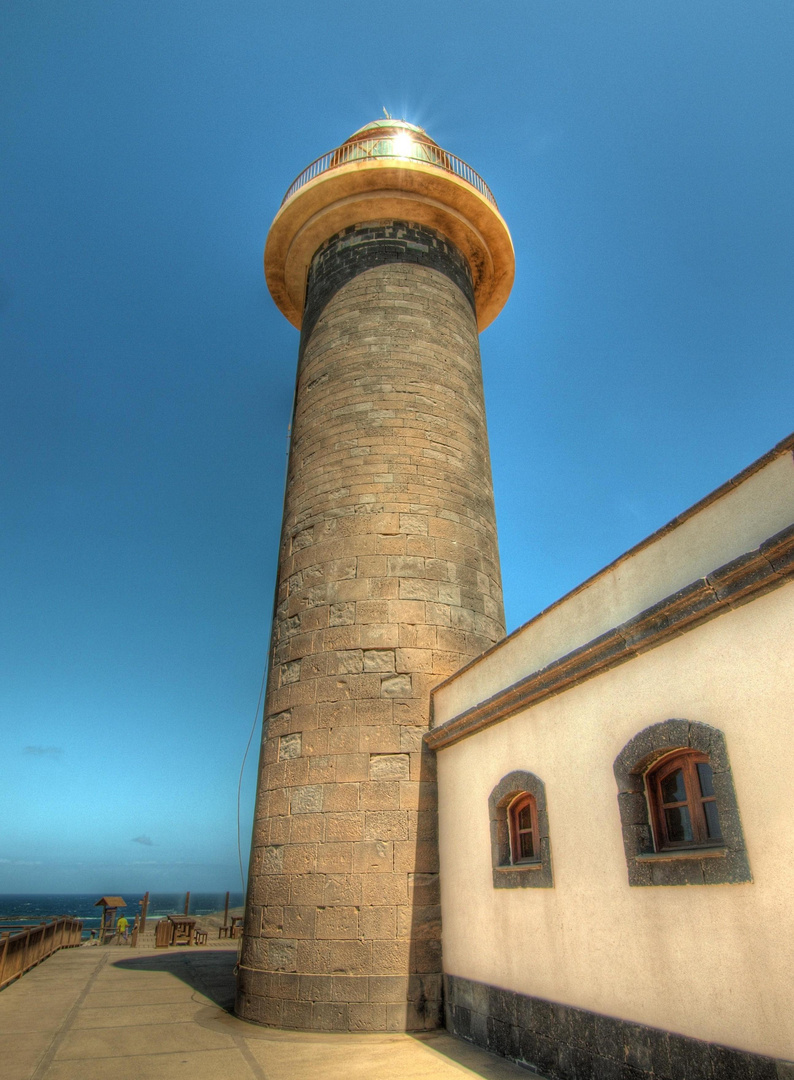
117,915,129,942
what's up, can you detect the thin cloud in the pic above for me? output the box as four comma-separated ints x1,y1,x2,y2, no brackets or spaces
132,835,154,846
23,746,62,757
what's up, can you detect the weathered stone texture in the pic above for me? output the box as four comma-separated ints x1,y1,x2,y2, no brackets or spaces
444,973,790,1080
238,221,505,1031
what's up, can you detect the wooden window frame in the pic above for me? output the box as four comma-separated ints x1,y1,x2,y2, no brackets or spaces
508,792,540,864
646,749,722,851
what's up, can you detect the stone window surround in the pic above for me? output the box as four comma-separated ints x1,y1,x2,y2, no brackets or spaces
488,771,553,888
613,720,752,887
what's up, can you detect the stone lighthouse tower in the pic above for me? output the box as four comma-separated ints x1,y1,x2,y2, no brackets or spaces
237,119,514,1031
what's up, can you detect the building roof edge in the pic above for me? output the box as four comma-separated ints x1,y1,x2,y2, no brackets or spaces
433,430,794,698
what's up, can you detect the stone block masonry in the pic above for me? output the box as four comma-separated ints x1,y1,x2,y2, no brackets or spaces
237,222,506,1030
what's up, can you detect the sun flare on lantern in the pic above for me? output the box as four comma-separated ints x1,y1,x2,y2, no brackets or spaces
392,130,413,158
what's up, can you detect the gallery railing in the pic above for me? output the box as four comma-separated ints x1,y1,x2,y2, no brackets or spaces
0,916,83,990
282,136,498,208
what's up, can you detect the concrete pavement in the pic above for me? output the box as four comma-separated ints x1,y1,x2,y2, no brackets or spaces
0,943,538,1079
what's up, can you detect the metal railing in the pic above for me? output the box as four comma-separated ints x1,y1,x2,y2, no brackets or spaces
0,916,83,990
282,136,497,208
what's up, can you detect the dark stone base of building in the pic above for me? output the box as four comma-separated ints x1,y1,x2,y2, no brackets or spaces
444,974,792,1080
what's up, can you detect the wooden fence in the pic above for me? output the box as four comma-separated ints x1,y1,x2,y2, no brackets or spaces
0,917,83,990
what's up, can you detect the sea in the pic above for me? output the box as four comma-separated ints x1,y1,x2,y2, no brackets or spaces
0,893,244,939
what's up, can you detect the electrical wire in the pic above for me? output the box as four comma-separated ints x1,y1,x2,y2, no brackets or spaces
235,405,295,960
237,660,267,900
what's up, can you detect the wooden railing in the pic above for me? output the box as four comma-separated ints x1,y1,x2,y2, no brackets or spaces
0,917,83,990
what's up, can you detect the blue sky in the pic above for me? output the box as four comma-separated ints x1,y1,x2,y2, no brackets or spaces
2,1,792,893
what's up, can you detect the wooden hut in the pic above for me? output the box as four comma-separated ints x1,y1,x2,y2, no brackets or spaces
94,896,126,943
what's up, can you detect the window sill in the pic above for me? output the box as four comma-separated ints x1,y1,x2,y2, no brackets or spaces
495,861,543,872
635,846,727,863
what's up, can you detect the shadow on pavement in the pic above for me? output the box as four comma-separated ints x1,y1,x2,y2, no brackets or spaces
410,1031,540,1079
107,953,536,1077
110,949,238,1011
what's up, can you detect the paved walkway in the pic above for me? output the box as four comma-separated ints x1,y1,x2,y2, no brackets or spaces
0,943,535,1079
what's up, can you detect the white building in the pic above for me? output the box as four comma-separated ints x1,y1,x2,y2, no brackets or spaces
429,433,794,1078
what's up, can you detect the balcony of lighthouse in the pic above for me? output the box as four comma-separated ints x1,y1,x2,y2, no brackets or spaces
264,118,515,334
281,120,498,207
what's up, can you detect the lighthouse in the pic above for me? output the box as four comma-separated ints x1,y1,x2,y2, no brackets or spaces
237,119,514,1032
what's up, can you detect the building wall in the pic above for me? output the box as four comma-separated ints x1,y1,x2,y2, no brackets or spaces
436,582,794,1060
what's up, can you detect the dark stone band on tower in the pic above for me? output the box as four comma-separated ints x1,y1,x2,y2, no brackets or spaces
301,222,476,343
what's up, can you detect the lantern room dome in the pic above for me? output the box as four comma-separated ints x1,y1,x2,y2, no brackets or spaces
346,119,435,143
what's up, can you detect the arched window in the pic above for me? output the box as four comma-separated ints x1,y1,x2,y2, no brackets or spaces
488,771,553,888
613,720,751,886
508,793,539,863
647,750,722,850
